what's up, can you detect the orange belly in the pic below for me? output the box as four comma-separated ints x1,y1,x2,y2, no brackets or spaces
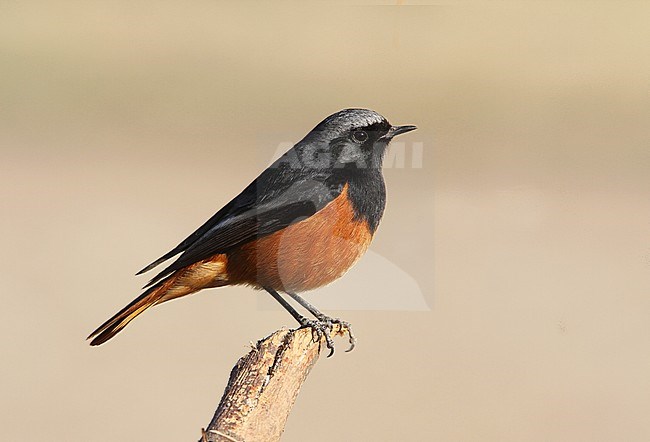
226,184,373,292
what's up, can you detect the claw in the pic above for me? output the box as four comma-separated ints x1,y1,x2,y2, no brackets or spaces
323,329,335,357
298,316,355,357
328,318,356,353
298,318,336,357
344,327,356,353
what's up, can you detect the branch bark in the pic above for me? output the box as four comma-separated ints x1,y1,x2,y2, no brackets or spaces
200,325,347,442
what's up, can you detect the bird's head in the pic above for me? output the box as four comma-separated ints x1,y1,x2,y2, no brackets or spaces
297,108,417,170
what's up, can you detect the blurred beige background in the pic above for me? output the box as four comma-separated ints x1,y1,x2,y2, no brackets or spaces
2,1,650,441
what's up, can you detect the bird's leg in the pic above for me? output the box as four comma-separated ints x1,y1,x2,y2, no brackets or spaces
286,291,356,354
264,287,335,356
263,287,307,323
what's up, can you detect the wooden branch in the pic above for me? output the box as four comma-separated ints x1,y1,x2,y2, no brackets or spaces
200,324,348,442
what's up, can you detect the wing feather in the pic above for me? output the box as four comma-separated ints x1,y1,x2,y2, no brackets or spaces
142,199,318,288
138,168,341,288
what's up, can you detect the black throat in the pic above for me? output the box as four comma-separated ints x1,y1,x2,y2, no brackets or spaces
328,168,386,234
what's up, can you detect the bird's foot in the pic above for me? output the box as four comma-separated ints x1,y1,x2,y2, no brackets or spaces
321,316,356,353
299,317,336,357
298,315,356,357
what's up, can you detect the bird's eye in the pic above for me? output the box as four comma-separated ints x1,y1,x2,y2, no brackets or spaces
351,130,368,143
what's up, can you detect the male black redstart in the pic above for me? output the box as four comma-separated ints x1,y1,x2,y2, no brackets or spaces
88,109,416,355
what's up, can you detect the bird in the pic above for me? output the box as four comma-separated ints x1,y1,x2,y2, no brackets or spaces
87,108,416,355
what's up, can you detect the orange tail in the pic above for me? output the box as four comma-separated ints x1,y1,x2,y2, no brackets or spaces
87,285,162,346
87,256,229,346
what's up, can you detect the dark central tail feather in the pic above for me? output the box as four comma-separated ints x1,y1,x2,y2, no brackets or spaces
87,282,165,346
